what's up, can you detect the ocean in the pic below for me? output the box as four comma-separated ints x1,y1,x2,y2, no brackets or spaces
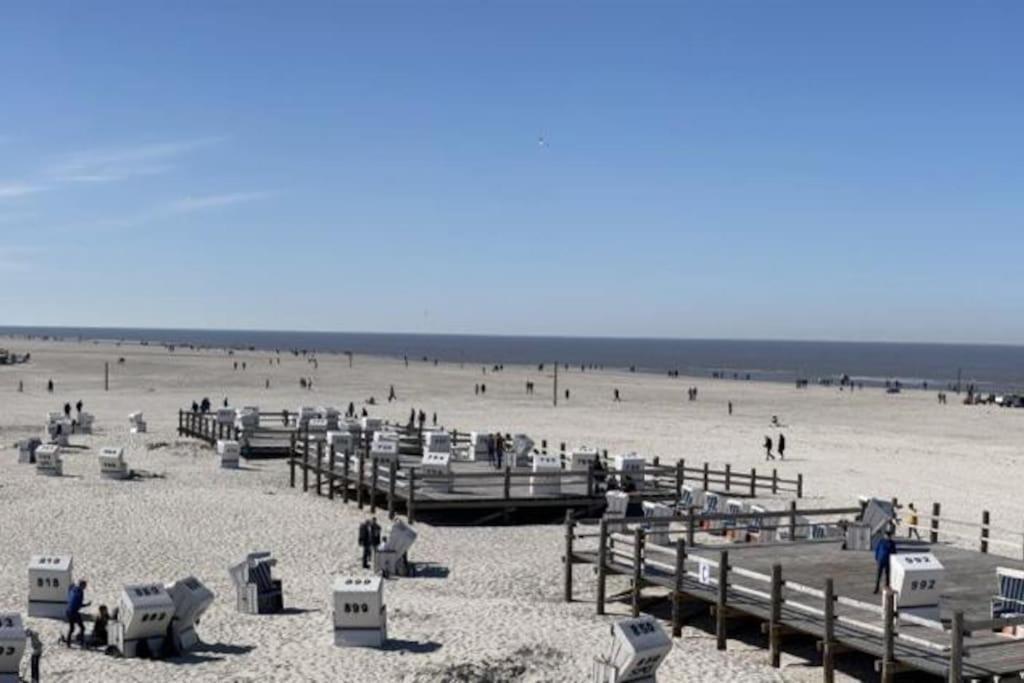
2,326,1023,392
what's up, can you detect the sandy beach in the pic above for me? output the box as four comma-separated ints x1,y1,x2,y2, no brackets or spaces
2,338,1023,682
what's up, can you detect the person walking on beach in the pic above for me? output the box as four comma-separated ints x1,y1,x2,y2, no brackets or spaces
777,433,786,460
369,516,381,555
388,385,396,402
494,433,504,469
63,403,71,419
26,627,42,682
47,379,54,393
728,401,733,416
358,519,372,569
906,503,921,540
764,436,774,461
65,580,89,647
75,400,83,415
613,388,621,402
874,530,897,594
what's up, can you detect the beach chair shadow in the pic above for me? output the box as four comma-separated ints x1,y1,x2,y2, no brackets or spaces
409,563,450,579
382,639,442,654
192,642,257,656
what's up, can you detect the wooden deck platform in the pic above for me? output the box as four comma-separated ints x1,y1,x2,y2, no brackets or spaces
566,512,1024,681
176,409,806,525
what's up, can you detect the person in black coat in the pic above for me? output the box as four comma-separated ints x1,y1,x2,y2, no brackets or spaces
358,520,371,569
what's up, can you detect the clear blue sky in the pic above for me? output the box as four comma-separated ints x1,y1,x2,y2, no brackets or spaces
1,1,1021,343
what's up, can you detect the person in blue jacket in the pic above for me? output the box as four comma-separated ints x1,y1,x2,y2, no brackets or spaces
65,579,90,646
873,530,897,594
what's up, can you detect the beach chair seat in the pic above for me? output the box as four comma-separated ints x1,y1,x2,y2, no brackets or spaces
992,567,1024,618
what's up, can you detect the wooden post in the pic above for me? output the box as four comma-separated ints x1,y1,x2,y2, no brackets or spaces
981,509,990,553
587,462,594,498
407,469,416,524
725,463,731,491
772,468,778,494
342,446,351,503
749,468,757,497
553,362,558,406
716,550,729,650
671,537,686,637
797,473,804,499
302,432,309,492
687,506,696,546
504,466,511,500
881,588,895,683
104,361,109,391
930,502,941,543
769,563,782,667
370,457,379,513
387,460,397,519
948,610,963,683
357,449,365,509
632,527,645,618
596,519,608,615
328,443,336,500
675,460,684,505
563,512,575,602
703,462,710,490
789,501,797,540
289,430,296,488
315,440,323,496
823,577,836,683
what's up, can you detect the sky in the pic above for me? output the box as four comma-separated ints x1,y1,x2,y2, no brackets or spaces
0,1,1022,343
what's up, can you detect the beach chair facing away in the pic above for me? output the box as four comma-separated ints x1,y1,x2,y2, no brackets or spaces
374,520,418,578
592,615,670,683
28,555,73,619
332,576,387,647
164,576,215,652
99,447,131,480
229,552,284,615
605,491,630,520
0,613,26,683
992,567,1024,619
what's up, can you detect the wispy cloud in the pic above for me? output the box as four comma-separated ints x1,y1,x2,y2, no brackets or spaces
46,137,223,183
0,183,46,199
0,246,39,273
167,191,271,213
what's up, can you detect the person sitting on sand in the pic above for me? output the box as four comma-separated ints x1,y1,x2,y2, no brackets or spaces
90,604,110,648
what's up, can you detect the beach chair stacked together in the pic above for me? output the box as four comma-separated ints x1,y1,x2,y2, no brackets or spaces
0,613,25,683
591,615,670,683
229,552,283,615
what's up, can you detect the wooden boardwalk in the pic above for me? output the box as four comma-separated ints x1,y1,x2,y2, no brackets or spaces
176,409,806,524
566,511,1024,681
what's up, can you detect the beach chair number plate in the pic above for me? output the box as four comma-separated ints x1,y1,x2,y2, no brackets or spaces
698,560,712,586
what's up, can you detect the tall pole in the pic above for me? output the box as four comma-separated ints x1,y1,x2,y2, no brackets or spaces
553,362,558,407
104,361,109,391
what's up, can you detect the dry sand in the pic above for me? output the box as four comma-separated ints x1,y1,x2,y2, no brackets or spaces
2,338,1022,682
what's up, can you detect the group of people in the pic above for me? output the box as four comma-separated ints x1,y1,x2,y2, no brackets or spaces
762,433,786,460
686,387,698,401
